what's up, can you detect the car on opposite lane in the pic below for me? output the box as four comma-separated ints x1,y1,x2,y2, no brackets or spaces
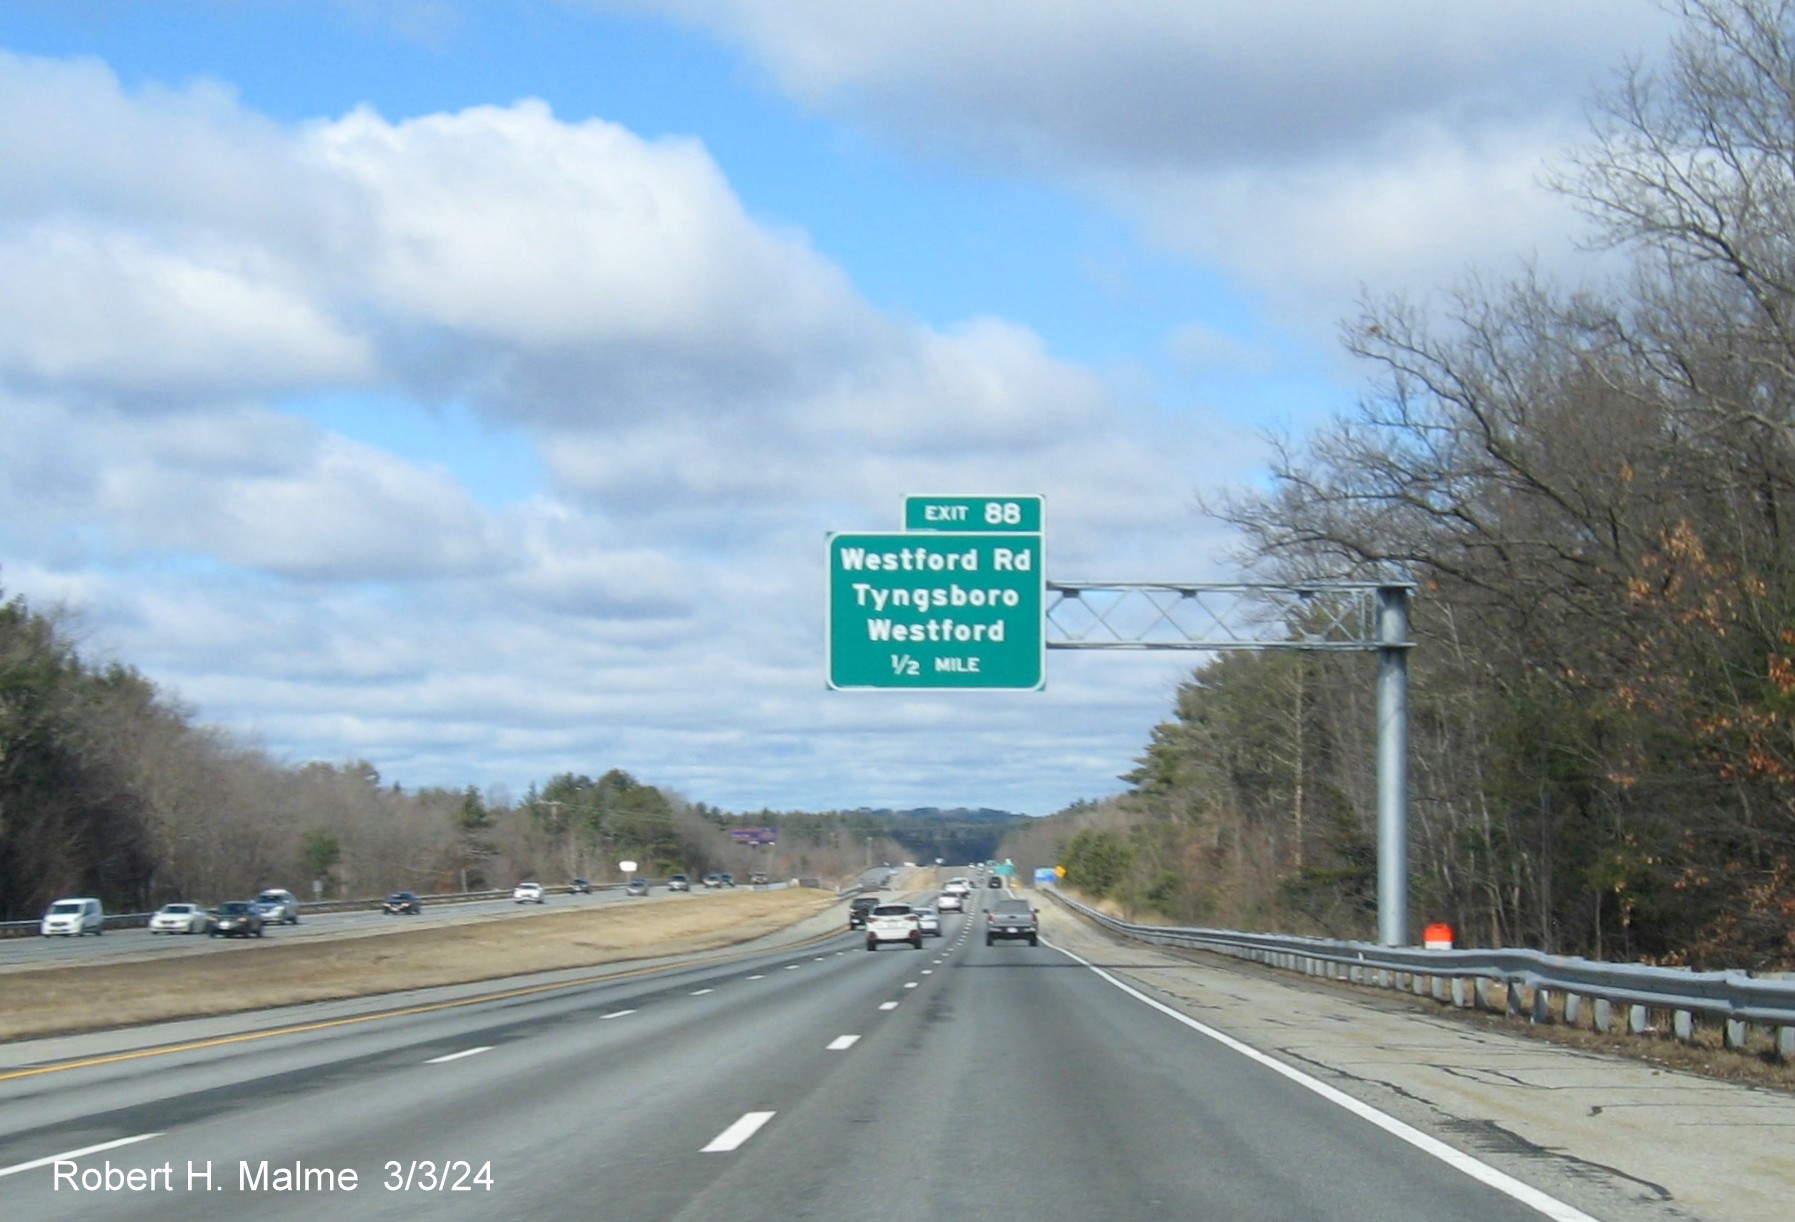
208,901,265,938
625,877,650,897
668,874,691,892
252,888,301,924
568,878,593,894
381,891,423,915
40,897,104,936
149,902,208,934
513,882,546,904
865,903,924,951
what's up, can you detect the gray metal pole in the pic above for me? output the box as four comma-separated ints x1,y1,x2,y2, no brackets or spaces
1376,584,1410,945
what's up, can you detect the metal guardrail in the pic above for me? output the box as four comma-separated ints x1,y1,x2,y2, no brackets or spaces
1045,889,1795,1061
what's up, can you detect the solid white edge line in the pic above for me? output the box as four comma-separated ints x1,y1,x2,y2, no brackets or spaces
701,1110,775,1152
425,1045,493,1064
826,1035,861,1051
1050,941,1599,1222
0,1133,163,1179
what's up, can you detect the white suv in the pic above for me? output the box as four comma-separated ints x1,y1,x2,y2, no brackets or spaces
864,903,923,951
512,882,545,904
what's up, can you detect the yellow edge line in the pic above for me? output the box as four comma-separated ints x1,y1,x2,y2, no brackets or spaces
0,925,846,1084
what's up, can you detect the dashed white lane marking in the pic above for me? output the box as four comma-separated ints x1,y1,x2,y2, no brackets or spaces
879,1001,900,1011
827,1035,861,1051
601,1009,637,1020
690,989,714,996
904,982,919,989
425,1046,493,1064
921,969,933,975
784,964,800,970
702,1111,776,1153
0,1133,162,1179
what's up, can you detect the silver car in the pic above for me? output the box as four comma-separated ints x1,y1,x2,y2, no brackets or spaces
252,889,301,925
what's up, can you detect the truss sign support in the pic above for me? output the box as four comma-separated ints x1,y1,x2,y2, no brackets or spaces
823,496,1416,945
1044,579,1415,946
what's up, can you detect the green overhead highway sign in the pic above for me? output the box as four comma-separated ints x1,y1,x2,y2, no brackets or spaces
905,494,1043,533
827,531,1044,690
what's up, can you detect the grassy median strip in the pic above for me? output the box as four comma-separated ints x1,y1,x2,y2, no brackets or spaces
0,890,837,1044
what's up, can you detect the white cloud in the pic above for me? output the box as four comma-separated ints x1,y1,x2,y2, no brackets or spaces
600,1,1681,323
0,223,372,396
0,42,1267,814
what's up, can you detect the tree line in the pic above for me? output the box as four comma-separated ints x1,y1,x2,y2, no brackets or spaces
1016,1,1795,970
0,587,904,919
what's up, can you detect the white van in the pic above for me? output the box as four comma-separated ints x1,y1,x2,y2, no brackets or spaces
41,897,104,936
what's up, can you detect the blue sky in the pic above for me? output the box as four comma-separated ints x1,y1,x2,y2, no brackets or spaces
0,1,1679,814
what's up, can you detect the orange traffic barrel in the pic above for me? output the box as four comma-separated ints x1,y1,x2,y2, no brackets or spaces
1423,922,1454,950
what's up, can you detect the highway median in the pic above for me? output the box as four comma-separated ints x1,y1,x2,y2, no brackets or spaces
0,888,837,1043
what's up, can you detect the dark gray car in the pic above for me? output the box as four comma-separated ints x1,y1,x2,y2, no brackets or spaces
209,901,266,938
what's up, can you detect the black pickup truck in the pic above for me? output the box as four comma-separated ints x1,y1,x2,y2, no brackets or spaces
848,895,881,930
985,898,1039,946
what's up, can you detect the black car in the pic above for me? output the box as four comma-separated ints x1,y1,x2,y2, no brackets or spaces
848,895,881,930
208,901,265,938
988,875,1004,888
568,878,593,894
718,873,735,887
381,891,422,915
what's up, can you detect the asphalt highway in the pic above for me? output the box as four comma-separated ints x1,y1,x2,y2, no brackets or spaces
0,885,730,972
0,887,1665,1221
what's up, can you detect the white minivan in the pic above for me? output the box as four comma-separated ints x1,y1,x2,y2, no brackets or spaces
41,897,104,936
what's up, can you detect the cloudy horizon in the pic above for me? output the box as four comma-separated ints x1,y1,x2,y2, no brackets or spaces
0,1,1681,815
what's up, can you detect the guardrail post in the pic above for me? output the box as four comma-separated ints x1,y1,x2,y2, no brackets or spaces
1628,1004,1650,1035
1725,1018,1750,1050
1531,987,1553,1025
1594,998,1613,1033
1564,993,1583,1027
1778,1026,1794,1062
1674,1010,1694,1043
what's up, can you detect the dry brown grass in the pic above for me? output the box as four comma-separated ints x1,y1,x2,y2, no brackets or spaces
0,889,837,1044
